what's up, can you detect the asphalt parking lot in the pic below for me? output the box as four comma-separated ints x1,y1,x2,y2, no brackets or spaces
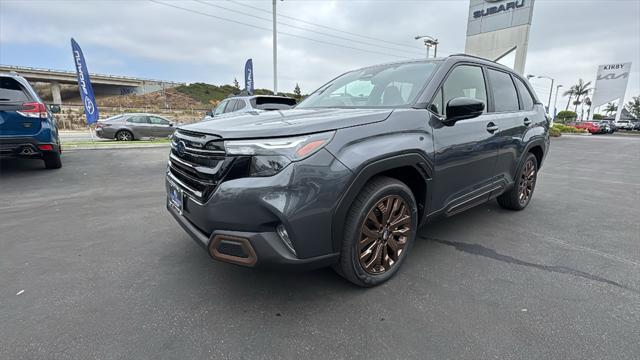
1,135,639,360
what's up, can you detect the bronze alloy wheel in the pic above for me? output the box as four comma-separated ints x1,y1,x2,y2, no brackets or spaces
357,195,412,275
518,158,536,205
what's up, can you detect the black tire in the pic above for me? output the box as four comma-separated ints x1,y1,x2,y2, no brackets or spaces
335,176,418,287
43,151,62,169
497,153,538,210
116,130,134,141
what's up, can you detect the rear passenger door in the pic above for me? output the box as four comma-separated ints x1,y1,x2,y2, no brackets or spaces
149,116,174,137
430,64,500,214
127,115,153,138
486,69,533,185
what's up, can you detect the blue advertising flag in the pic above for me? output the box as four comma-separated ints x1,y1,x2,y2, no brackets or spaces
70,38,99,125
244,59,254,95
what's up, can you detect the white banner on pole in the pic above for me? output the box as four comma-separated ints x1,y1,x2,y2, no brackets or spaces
589,62,632,121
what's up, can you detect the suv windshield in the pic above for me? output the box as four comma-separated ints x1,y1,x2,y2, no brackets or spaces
297,61,440,109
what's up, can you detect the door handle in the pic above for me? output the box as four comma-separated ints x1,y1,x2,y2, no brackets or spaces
524,118,532,126
486,122,499,133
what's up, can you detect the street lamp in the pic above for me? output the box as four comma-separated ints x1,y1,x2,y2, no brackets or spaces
527,74,555,114
414,35,439,58
553,84,563,119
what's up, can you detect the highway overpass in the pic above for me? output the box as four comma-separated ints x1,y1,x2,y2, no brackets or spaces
0,65,183,104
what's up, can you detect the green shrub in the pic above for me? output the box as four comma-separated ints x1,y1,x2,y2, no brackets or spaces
592,113,604,120
552,123,587,133
556,110,577,123
549,127,561,137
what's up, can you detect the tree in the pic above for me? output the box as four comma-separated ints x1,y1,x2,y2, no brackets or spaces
583,97,592,120
556,110,577,124
626,96,640,119
563,88,576,111
233,78,241,93
293,83,302,100
604,102,618,116
565,79,592,114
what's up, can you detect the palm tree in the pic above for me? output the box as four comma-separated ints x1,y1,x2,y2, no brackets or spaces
566,79,592,113
604,102,618,116
563,88,576,111
584,97,592,120
563,79,592,112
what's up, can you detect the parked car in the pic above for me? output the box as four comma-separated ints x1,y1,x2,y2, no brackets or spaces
166,54,550,287
574,121,601,134
614,120,634,130
203,95,297,121
599,120,617,133
0,72,62,169
633,121,640,131
95,113,177,140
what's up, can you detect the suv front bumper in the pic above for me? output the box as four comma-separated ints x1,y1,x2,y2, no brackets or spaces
166,149,352,270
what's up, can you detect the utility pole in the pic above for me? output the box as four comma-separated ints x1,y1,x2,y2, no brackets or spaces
272,0,278,95
553,84,563,119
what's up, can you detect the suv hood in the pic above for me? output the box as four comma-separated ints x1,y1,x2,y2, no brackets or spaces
180,108,393,139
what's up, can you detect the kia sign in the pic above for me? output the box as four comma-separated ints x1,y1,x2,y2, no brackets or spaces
70,38,99,125
589,62,632,121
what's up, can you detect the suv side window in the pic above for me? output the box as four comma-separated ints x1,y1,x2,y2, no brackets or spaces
213,101,227,116
439,65,487,116
224,100,238,113
487,69,519,112
234,99,246,111
514,77,534,111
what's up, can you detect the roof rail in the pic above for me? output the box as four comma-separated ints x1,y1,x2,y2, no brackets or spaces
449,53,493,62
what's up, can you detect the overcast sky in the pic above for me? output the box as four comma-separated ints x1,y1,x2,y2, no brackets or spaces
1,0,639,111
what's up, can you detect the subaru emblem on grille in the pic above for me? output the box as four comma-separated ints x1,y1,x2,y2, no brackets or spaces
176,140,187,156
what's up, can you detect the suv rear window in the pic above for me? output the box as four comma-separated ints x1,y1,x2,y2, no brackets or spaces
487,69,519,112
251,97,297,110
515,78,535,111
0,77,30,103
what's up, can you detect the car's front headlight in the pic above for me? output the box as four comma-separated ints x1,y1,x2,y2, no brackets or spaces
224,131,335,176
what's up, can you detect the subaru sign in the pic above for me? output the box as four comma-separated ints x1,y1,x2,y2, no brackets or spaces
467,0,535,36
70,38,99,125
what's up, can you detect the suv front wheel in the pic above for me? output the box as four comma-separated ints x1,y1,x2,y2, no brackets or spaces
336,176,418,287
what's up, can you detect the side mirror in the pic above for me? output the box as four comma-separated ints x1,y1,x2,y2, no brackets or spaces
206,111,214,117
444,97,485,124
49,104,61,114
169,123,174,127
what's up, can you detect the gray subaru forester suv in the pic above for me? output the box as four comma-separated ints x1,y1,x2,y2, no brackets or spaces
166,54,550,287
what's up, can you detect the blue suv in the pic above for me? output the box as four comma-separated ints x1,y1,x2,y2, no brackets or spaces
0,72,62,169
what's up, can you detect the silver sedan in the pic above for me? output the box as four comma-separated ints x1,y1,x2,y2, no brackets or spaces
95,113,177,141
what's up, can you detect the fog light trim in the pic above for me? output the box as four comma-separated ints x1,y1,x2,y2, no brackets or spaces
276,224,297,257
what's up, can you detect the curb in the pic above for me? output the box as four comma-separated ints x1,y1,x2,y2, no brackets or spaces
62,144,170,151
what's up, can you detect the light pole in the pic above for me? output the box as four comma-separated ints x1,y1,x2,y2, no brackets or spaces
414,35,439,59
272,0,278,95
553,85,563,119
527,74,555,114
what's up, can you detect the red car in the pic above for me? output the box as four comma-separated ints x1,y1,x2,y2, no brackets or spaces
574,122,601,134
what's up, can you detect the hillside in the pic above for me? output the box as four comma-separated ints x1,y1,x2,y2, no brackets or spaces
99,88,204,109
175,82,303,105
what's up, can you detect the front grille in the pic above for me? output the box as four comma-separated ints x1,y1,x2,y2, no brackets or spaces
168,129,234,201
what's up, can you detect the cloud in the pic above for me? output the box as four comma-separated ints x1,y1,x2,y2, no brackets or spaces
0,0,638,103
